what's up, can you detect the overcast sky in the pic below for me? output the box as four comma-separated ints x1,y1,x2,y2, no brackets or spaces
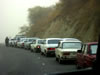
0,0,59,43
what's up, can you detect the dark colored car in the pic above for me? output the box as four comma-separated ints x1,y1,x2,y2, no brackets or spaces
76,42,98,69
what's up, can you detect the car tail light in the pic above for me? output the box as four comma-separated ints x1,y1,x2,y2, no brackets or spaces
47,48,55,50
63,52,70,55
36,45,40,48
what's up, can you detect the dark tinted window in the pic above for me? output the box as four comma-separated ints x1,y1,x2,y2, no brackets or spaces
48,40,61,44
38,40,43,44
28,39,34,42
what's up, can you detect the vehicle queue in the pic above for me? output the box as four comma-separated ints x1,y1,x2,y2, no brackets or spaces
8,35,98,70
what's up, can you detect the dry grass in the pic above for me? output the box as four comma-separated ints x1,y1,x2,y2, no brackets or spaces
26,0,100,42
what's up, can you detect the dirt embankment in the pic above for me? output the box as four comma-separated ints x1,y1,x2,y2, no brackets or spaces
27,0,100,42
42,0,100,42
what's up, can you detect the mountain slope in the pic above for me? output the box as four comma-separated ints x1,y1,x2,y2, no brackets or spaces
26,0,100,42
42,0,100,42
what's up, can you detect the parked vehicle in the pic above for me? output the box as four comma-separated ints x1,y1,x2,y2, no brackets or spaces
76,42,98,69
9,39,15,46
41,38,62,56
24,38,39,50
55,39,82,64
14,35,26,47
31,39,44,52
17,38,27,48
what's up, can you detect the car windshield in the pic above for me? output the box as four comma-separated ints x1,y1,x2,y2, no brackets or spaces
90,44,98,54
32,40,36,44
20,39,26,42
28,39,34,42
62,42,82,49
48,40,61,44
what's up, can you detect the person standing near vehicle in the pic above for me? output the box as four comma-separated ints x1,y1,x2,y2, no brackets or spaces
5,37,9,46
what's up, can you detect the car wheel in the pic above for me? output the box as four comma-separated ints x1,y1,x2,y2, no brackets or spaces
56,57,58,61
76,63,81,69
34,48,37,53
41,52,43,55
36,49,39,53
31,49,33,52
58,58,63,64
45,52,49,57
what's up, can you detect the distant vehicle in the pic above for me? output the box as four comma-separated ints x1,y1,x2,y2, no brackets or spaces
55,39,82,64
24,38,39,50
17,38,27,48
13,35,26,47
31,39,44,52
41,38,62,57
76,42,98,69
9,39,15,46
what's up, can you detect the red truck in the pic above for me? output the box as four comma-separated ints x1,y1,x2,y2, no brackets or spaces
76,42,98,69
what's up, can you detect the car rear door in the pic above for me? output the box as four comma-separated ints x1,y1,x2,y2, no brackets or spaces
83,44,95,67
77,44,86,67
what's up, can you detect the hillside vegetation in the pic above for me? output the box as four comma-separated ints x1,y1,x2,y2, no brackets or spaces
20,0,100,42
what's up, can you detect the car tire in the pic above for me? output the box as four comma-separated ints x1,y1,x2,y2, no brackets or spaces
56,57,58,61
58,58,63,64
76,63,81,69
31,49,33,52
41,52,43,55
45,52,49,57
34,48,37,53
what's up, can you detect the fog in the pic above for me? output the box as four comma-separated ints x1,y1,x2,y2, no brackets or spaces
0,0,59,43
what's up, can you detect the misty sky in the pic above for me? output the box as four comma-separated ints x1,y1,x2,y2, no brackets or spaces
0,0,59,43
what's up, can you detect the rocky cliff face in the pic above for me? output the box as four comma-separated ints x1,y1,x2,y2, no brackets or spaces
42,0,100,42
27,0,100,42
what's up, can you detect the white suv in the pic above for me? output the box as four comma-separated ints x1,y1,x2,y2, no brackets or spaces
55,39,82,64
41,38,62,57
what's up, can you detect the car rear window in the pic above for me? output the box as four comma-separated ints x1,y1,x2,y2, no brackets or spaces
48,40,61,44
28,39,34,42
90,44,98,54
20,39,26,42
32,40,36,44
62,42,82,49
38,40,43,44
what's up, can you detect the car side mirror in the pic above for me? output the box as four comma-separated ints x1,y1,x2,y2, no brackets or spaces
77,50,82,53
